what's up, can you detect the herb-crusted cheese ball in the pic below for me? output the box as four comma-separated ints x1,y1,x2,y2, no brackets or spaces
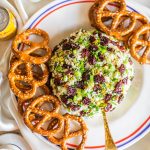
49,29,134,117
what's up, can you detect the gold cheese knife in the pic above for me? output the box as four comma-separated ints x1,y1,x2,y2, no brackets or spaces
101,109,117,150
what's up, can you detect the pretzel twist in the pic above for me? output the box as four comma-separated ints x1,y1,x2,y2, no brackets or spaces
90,0,148,42
23,95,64,136
22,95,88,149
95,0,126,38
8,59,49,99
48,114,88,150
12,29,51,64
130,24,150,64
18,85,50,115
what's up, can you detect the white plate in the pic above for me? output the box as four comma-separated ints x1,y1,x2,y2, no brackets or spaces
12,0,150,149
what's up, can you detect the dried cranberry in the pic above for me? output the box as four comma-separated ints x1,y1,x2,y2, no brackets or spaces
81,48,90,58
129,58,133,65
98,32,102,38
62,41,80,50
107,47,113,52
82,97,91,105
76,81,84,89
54,63,57,68
80,110,86,116
70,104,80,111
89,44,98,51
94,75,100,82
122,77,128,84
110,40,118,46
104,94,112,102
62,42,72,50
118,64,126,74
98,53,104,61
63,64,71,69
68,95,74,99
48,86,53,94
114,81,122,94
88,55,96,65
100,36,109,46
82,71,90,81
54,78,62,86
71,43,80,50
105,103,112,112
94,84,101,92
67,86,76,96
49,72,52,78
119,45,126,52
93,31,98,35
75,31,79,35
94,75,105,83
118,94,124,104
70,36,76,40
65,69,73,75
61,95,68,104
69,53,74,58
53,45,59,52
89,36,96,43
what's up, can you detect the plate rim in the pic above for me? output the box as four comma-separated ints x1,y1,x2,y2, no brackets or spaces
12,0,150,149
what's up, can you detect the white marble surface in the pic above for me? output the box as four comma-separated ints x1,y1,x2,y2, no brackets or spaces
7,0,150,149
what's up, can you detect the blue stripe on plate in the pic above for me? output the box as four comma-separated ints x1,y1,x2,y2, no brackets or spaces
118,123,150,148
29,0,73,28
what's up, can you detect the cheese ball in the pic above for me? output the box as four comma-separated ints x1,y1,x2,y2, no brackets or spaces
49,29,134,117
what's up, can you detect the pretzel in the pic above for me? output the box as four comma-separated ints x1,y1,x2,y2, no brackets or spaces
94,0,126,39
18,85,50,115
12,28,51,64
92,0,148,42
8,59,48,99
23,95,64,136
48,114,88,150
10,56,28,75
10,55,19,65
130,24,150,64
89,0,99,28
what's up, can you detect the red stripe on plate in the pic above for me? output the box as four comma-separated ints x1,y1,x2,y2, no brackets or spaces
32,1,94,28
67,117,150,148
